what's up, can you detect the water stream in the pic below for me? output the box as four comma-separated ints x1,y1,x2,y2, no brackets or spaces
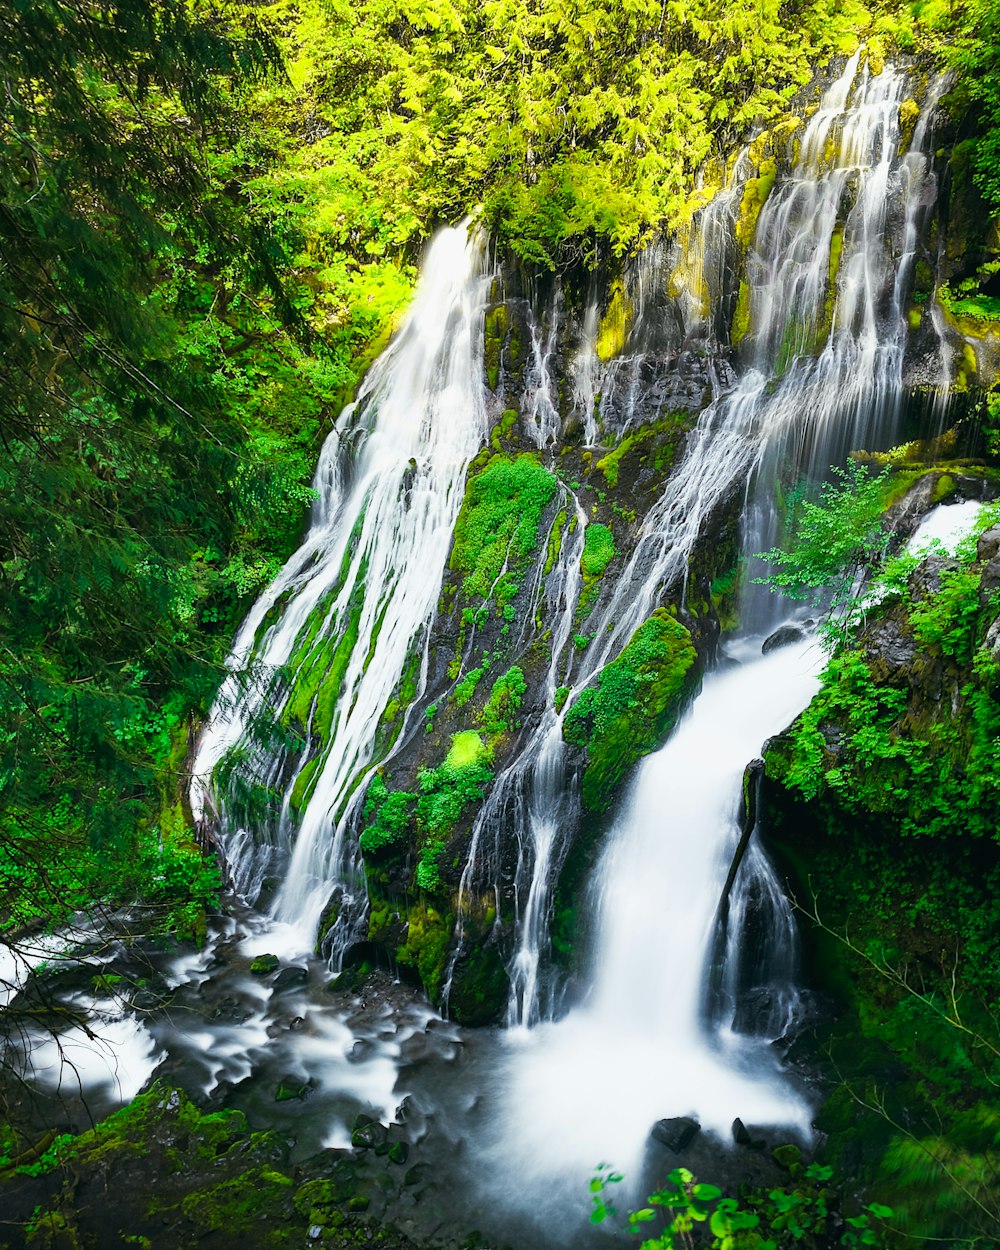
1,53,963,1249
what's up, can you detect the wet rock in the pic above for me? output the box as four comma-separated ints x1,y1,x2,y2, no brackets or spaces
866,616,915,678
732,1117,766,1150
650,1116,700,1152
272,965,308,991
772,1143,803,1172
275,1075,310,1102
348,1195,370,1212
388,1141,409,1165
762,623,806,654
249,953,279,975
351,1120,387,1150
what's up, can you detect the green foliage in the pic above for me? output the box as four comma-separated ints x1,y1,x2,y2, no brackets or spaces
564,609,697,811
590,1163,894,1248
450,455,558,609
416,751,493,838
757,462,892,639
948,0,1000,211
581,524,617,582
480,667,528,739
358,733,491,887
358,775,415,855
453,664,487,707
415,839,446,892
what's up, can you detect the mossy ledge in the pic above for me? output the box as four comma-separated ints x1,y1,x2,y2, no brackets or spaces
563,609,700,812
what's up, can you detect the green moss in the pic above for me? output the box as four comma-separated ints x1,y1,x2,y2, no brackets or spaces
931,472,956,503
179,1168,294,1235
490,406,518,451
735,157,776,249
453,664,486,707
445,729,488,769
563,609,698,811
484,305,508,391
543,508,568,576
480,666,527,740
450,454,558,608
358,774,415,856
397,904,451,1000
594,415,683,488
580,522,616,581
554,684,570,712
447,945,509,1025
731,277,751,344
595,280,634,361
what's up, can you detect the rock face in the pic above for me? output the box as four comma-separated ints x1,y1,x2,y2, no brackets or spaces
651,1116,701,1152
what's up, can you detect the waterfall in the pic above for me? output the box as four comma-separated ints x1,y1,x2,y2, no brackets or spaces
191,225,493,958
450,57,946,1029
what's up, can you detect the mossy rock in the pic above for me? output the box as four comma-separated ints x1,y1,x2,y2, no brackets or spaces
447,944,509,1025
250,953,279,976
563,609,699,812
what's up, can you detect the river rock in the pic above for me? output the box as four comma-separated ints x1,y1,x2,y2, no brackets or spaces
762,623,806,654
351,1120,387,1150
273,965,309,991
732,1117,766,1149
650,1116,700,1152
274,1075,310,1102
249,953,279,975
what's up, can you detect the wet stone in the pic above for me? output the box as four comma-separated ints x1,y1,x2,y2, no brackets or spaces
731,1117,767,1150
650,1116,700,1152
275,1075,310,1102
272,965,309,991
249,953,279,975
762,623,806,654
351,1121,387,1150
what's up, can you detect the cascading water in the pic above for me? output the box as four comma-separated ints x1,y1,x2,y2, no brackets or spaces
479,54,950,1176
191,225,493,958
451,56,947,1032
10,52,967,1250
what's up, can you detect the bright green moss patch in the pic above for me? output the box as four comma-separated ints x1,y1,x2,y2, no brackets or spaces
581,523,616,581
445,730,489,769
358,775,415,856
450,454,558,605
595,280,634,361
417,748,493,836
563,609,698,811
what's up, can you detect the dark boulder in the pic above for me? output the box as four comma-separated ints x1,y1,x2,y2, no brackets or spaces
272,965,309,991
650,1116,700,1152
762,624,806,654
732,1117,766,1150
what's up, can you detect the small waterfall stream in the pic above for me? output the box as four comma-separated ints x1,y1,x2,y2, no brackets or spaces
191,226,493,958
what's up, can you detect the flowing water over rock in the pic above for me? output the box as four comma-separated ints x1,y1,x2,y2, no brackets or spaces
2,54,965,1249
191,226,493,960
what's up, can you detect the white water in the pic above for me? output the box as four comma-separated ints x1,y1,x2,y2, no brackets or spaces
584,56,945,659
485,56,947,1030
191,225,493,958
489,637,822,1182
